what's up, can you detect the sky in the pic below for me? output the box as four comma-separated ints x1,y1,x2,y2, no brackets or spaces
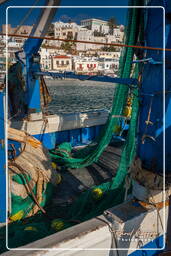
0,0,129,29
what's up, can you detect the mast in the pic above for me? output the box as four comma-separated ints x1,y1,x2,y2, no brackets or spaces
17,0,61,116
0,0,10,223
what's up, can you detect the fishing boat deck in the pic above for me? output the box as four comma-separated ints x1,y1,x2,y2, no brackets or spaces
53,145,122,206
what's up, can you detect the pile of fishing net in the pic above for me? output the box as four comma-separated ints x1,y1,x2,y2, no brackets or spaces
8,128,58,221
0,128,59,250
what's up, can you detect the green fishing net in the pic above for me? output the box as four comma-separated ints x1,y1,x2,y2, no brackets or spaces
49,0,144,222
49,3,140,169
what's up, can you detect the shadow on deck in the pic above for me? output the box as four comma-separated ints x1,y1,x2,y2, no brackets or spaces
53,145,122,206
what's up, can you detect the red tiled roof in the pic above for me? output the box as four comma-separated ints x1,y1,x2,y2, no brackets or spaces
53,55,71,59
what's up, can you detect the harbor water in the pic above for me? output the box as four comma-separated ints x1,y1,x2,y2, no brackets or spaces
46,79,116,114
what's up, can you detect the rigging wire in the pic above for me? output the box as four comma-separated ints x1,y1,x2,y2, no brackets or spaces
0,0,40,53
12,0,41,35
0,32,170,52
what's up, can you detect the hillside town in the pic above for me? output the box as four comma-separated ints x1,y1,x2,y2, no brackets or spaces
0,18,124,78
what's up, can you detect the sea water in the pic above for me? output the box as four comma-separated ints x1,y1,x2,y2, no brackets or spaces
46,79,116,114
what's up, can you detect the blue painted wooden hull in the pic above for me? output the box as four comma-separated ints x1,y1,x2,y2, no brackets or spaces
0,91,6,222
129,235,164,256
33,125,103,149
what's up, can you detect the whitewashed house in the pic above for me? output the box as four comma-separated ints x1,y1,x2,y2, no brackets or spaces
81,18,109,34
39,48,67,70
52,55,72,72
53,21,80,47
74,57,98,74
98,58,119,76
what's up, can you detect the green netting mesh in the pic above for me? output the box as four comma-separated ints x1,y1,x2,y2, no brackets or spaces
10,182,53,220
56,65,140,222
48,0,143,221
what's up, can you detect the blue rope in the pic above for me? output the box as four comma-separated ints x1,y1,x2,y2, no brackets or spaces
35,71,138,86
133,58,162,64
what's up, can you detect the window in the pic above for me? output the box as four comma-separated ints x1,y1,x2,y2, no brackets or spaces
66,60,69,65
61,60,64,65
56,61,59,65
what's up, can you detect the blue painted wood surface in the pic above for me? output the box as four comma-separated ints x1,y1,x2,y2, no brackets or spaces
137,1,171,174
0,91,6,222
129,235,164,256
34,125,103,149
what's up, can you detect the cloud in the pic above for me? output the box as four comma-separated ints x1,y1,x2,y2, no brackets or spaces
60,14,72,22
59,13,91,24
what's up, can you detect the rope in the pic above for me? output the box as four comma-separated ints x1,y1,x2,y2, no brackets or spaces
40,76,51,107
1,32,171,52
138,190,166,237
138,200,169,211
95,216,119,255
133,57,162,64
9,161,47,215
141,90,171,144
36,71,138,85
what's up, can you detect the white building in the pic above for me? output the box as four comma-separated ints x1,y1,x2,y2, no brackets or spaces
76,27,123,52
54,21,80,47
105,28,124,44
76,28,93,51
98,58,119,76
39,48,52,70
76,28,108,52
8,41,23,49
98,51,120,60
81,18,109,34
39,47,66,70
113,27,124,42
0,35,6,44
73,57,98,74
2,24,33,45
52,55,72,72
0,39,20,69
51,20,124,52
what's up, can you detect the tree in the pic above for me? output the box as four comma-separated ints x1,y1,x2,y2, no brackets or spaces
61,41,76,54
101,46,119,52
108,17,117,35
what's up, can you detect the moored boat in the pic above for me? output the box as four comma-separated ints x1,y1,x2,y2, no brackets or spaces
0,0,171,255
